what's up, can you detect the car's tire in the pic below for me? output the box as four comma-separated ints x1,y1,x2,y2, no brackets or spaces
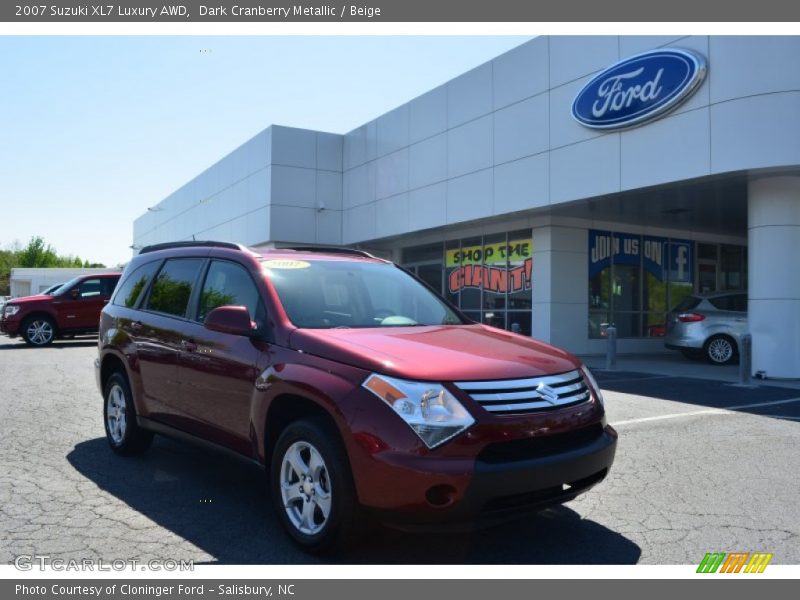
704,335,738,366
21,316,57,346
103,371,153,455
680,348,703,361
270,417,365,554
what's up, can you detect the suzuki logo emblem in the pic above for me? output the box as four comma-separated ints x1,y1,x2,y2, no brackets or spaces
536,382,560,404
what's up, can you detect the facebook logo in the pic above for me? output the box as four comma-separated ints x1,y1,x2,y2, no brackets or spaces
669,241,693,283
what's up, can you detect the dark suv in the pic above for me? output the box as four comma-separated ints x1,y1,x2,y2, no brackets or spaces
1,273,121,346
96,241,616,552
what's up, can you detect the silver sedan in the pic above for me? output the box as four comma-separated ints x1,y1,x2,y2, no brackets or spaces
664,292,748,365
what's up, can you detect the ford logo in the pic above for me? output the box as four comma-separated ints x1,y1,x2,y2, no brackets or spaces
572,48,706,131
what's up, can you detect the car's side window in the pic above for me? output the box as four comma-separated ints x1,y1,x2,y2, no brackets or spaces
197,260,262,323
112,262,160,309
101,277,120,298
144,259,204,318
709,296,732,311
77,278,102,299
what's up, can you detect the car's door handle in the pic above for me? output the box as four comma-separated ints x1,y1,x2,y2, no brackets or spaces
181,339,198,352
130,321,143,332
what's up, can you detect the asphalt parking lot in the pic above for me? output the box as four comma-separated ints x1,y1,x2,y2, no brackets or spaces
1,338,799,565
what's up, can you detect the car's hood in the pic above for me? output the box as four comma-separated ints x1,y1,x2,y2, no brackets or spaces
5,295,52,305
289,324,580,382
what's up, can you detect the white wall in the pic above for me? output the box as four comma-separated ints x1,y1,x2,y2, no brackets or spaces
10,268,119,298
748,176,800,378
133,125,344,251
132,128,273,250
134,36,800,252
340,35,800,245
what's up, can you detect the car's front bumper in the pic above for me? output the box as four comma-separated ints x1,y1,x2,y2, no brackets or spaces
0,317,20,336
358,424,617,529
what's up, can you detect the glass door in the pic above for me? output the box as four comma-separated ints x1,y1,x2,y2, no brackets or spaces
698,263,717,294
414,263,443,294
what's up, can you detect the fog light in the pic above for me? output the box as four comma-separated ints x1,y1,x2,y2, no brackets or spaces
425,484,456,507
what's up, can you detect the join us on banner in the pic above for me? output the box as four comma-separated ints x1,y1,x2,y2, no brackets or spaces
589,230,693,284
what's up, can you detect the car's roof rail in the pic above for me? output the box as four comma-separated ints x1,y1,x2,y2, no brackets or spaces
283,246,376,259
138,240,245,254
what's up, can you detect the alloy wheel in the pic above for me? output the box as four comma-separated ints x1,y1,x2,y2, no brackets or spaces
106,383,127,444
279,441,332,535
27,320,54,345
708,338,734,364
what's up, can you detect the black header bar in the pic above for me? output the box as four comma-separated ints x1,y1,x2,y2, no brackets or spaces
3,0,800,22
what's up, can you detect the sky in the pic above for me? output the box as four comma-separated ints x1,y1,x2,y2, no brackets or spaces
0,36,531,267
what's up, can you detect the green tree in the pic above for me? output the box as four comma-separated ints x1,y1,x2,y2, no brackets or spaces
0,249,16,295
17,237,59,268
0,237,106,295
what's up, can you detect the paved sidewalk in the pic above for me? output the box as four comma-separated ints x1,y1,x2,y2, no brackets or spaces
581,352,800,390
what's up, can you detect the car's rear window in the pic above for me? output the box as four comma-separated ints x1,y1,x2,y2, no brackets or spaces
709,294,747,312
674,295,701,312
262,258,464,329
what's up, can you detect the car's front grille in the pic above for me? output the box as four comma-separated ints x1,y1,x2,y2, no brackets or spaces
477,423,605,464
453,369,591,415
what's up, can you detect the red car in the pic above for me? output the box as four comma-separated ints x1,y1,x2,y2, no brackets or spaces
96,242,616,553
1,273,121,346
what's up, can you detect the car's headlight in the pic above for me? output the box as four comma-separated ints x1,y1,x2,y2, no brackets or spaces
580,365,604,406
3,305,20,317
362,374,475,449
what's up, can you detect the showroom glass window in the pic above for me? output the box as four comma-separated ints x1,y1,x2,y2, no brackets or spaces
402,230,533,336
588,230,746,339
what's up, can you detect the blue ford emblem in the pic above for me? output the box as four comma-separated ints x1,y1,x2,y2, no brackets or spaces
572,48,706,130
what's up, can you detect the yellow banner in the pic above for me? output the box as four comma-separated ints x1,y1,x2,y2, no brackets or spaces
446,238,532,267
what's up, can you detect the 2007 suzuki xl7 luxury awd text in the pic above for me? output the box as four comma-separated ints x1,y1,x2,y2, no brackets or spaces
96,241,616,552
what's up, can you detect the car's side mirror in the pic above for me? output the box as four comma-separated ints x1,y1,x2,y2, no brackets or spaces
204,305,256,336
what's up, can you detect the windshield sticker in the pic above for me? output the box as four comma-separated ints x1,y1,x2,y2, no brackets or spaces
262,259,311,270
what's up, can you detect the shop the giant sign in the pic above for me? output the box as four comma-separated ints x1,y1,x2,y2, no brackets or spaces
447,239,532,294
572,49,706,130
589,230,693,283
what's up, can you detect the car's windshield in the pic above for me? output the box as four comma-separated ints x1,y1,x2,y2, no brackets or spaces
51,276,83,296
262,259,466,329
44,283,64,295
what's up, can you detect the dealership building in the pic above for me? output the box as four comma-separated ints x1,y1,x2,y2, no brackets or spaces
133,36,800,379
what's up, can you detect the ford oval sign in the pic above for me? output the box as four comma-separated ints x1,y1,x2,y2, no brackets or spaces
572,49,706,131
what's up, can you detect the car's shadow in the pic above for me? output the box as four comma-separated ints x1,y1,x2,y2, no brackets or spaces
68,436,640,564
0,338,97,350
594,370,800,420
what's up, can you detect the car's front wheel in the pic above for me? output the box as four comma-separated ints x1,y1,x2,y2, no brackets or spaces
21,316,56,346
103,371,153,455
704,335,738,365
270,417,364,554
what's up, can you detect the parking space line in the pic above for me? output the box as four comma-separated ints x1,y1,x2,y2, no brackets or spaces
611,396,800,427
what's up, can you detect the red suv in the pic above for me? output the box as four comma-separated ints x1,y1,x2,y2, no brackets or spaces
96,242,616,552
1,273,121,346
